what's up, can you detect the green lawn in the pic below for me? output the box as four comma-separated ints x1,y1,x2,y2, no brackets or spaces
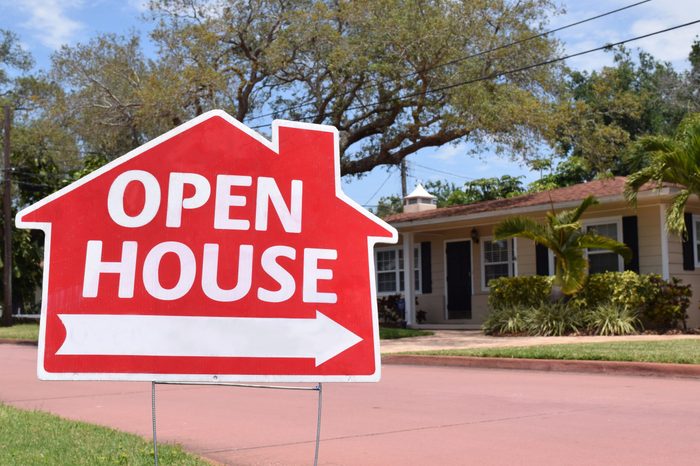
0,322,39,341
0,403,208,465
414,339,700,364
380,327,433,339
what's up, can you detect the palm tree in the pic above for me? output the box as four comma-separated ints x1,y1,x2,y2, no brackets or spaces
494,196,631,296
625,113,700,236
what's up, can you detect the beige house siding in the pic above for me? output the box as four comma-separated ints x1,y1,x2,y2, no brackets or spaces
385,195,700,329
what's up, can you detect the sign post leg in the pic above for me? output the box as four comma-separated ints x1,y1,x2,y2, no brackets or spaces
314,383,323,466
152,382,159,466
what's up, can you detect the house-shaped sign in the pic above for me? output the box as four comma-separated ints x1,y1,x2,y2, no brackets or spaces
16,110,397,382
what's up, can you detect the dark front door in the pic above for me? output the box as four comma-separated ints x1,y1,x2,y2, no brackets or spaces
446,240,471,319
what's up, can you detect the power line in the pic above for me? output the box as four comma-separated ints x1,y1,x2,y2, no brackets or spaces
363,166,398,206
247,0,652,123
410,162,475,181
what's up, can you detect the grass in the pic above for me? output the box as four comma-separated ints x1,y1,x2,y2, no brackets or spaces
380,327,433,339
413,340,700,364
0,403,208,465
0,322,39,341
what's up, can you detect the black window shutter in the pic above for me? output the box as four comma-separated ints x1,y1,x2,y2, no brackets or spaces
420,242,432,293
622,216,640,273
683,213,695,271
535,243,549,276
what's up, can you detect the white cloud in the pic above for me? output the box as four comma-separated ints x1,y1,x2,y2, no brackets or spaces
18,0,84,49
428,143,466,162
556,0,700,71
127,0,149,13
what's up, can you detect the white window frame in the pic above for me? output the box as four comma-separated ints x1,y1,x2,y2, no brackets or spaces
692,214,700,267
481,237,516,291
375,246,421,296
583,216,624,274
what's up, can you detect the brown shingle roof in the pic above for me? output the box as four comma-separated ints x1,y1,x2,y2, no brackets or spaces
384,177,667,224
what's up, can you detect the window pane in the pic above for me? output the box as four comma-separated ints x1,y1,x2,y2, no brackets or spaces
485,240,509,263
414,269,420,291
377,272,397,292
587,223,618,252
376,250,396,271
485,263,509,285
399,271,404,291
589,253,620,274
398,249,404,270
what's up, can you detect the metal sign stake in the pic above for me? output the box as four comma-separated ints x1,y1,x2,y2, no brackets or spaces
150,381,323,466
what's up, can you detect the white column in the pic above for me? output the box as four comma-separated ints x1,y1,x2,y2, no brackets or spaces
402,232,415,326
660,204,670,279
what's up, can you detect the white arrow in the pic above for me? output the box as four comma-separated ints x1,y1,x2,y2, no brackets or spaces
56,311,362,366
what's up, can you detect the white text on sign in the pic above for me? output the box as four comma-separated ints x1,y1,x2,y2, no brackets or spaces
82,170,337,304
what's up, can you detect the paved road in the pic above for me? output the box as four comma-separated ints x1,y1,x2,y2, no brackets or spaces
2,343,700,465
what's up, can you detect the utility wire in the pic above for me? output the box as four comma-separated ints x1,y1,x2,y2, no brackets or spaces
363,166,397,206
247,0,652,123
411,162,475,181
252,17,700,130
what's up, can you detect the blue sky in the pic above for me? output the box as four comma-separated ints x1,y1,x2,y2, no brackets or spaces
1,0,699,206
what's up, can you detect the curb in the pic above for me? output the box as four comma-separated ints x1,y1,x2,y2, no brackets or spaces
382,354,700,379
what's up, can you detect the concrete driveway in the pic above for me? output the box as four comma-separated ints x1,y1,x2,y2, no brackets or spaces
3,343,700,465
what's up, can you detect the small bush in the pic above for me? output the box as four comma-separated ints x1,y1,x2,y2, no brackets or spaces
586,304,641,336
488,275,553,310
525,302,585,336
641,276,690,330
483,305,528,336
485,272,692,335
377,294,405,327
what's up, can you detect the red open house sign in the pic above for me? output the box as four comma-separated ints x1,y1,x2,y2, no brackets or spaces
16,111,397,382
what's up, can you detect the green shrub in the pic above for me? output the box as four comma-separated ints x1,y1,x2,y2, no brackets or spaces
641,276,690,330
377,294,405,327
483,305,528,336
524,302,585,336
570,272,689,330
586,304,641,336
484,272,691,335
568,271,652,312
488,275,553,310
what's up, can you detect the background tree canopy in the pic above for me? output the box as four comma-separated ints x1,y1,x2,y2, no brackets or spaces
49,0,564,175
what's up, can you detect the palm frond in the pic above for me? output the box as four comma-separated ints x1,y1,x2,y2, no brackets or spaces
577,233,632,263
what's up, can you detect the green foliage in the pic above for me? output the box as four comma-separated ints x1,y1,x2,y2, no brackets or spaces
377,294,405,327
488,276,553,310
625,112,700,235
642,276,691,330
495,196,631,295
571,272,690,330
374,194,403,217
483,305,528,336
418,340,700,365
52,0,565,176
586,304,641,336
552,47,688,178
486,272,690,335
0,403,207,465
524,302,585,336
379,327,433,340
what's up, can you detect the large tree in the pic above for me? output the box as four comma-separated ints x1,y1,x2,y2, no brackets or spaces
51,0,564,174
625,113,700,236
548,46,688,183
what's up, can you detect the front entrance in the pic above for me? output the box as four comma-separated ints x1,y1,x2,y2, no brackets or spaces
445,240,472,319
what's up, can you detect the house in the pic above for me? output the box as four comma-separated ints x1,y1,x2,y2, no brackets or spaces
16,110,397,380
378,177,700,329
